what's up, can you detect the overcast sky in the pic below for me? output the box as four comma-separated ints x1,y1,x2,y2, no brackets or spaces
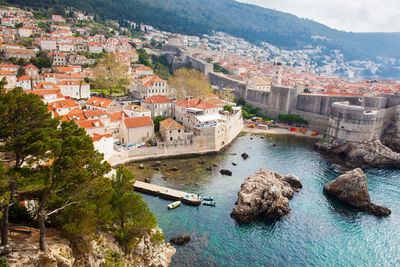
237,0,400,32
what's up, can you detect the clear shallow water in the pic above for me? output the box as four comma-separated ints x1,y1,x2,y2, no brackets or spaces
135,134,400,267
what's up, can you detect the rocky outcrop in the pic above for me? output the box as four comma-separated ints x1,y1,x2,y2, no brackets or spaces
323,168,391,217
7,228,175,267
169,234,191,245
315,138,400,168
231,169,302,223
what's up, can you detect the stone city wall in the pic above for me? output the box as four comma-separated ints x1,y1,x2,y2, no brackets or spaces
326,101,397,142
209,72,247,97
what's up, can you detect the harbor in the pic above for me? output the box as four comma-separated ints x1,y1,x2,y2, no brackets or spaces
133,180,202,206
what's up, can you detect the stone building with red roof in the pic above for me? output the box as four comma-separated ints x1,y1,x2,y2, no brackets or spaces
119,116,154,146
130,75,169,99
141,95,172,118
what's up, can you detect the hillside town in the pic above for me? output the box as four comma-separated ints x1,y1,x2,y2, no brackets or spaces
0,5,399,164
0,6,246,164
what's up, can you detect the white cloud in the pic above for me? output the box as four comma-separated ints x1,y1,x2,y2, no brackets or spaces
237,0,400,32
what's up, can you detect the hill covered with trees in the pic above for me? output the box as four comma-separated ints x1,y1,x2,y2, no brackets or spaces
6,0,400,61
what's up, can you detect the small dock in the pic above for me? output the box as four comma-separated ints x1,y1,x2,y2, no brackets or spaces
133,181,202,206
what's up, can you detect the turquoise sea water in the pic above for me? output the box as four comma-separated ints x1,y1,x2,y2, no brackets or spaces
137,134,400,267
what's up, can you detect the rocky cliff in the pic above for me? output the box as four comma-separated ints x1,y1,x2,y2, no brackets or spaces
6,228,175,267
231,169,302,223
323,168,391,216
315,138,400,168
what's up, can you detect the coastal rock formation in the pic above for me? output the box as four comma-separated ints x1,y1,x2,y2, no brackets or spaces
220,169,232,176
7,228,175,267
231,169,302,223
315,138,400,168
323,168,391,217
169,234,191,245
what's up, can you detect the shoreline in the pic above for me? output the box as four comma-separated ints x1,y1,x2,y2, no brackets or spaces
109,126,322,167
110,128,241,167
242,127,323,139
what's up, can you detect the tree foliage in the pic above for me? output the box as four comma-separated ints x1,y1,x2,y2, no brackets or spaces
0,85,59,247
93,53,130,95
112,167,157,250
168,68,212,100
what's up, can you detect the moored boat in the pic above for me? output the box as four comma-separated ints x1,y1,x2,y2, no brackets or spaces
202,201,216,207
168,201,181,210
202,196,214,201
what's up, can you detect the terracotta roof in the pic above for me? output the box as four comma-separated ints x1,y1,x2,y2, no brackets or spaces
86,97,114,108
57,80,88,86
92,133,113,142
175,98,217,109
77,119,104,129
0,70,15,76
142,95,172,104
138,75,166,87
56,66,74,72
0,63,18,68
160,118,183,130
123,116,153,128
23,64,37,70
48,99,79,110
108,111,123,122
84,109,107,117
17,75,32,81
27,89,64,99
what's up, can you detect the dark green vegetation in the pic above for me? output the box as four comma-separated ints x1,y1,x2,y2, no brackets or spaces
136,49,172,80
153,116,168,132
8,0,400,63
0,81,157,253
213,63,229,74
279,114,308,125
236,97,272,121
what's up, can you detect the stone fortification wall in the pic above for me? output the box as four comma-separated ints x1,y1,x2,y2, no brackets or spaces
163,45,213,75
245,89,269,113
186,56,213,75
381,94,400,108
209,72,247,97
295,94,387,116
326,101,397,142
267,86,300,118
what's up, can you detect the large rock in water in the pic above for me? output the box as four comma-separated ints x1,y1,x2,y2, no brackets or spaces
315,139,400,168
323,168,391,216
231,169,302,223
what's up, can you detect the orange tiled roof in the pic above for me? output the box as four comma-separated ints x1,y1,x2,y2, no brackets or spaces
123,116,153,128
108,111,123,122
175,98,217,109
142,95,171,104
23,64,37,70
160,118,183,130
86,97,113,108
48,99,79,110
77,119,104,129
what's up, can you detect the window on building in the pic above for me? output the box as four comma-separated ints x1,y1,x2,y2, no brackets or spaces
170,137,173,141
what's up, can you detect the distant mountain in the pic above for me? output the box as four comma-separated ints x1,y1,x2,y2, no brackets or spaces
7,0,400,61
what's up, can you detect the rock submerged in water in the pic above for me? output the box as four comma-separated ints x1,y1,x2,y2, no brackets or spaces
241,153,249,159
323,168,391,217
315,139,400,168
230,169,302,223
169,234,191,245
220,169,232,176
